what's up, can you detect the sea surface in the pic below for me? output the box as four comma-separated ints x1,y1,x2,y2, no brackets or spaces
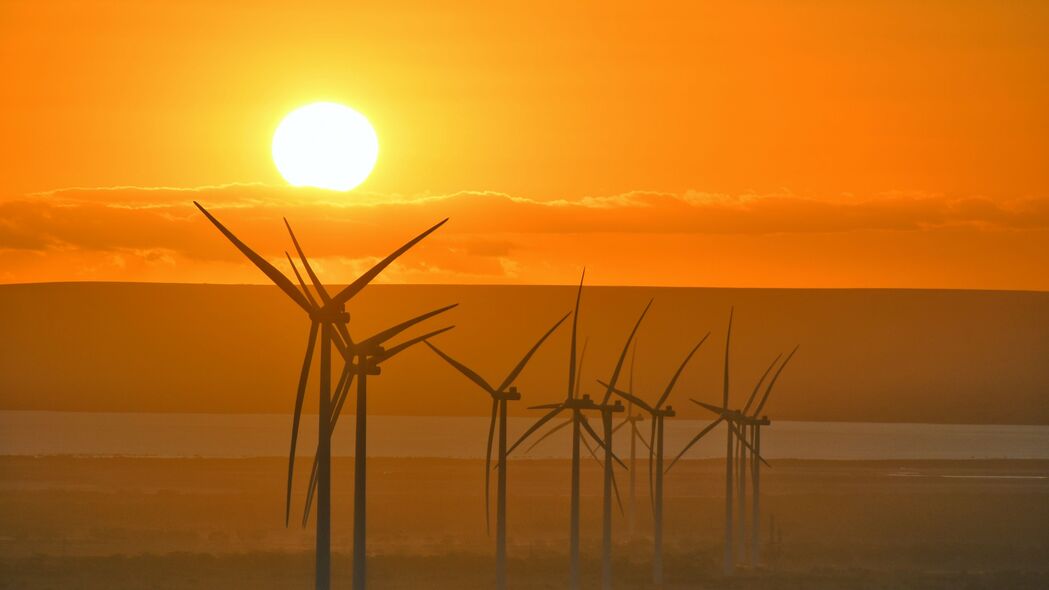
2,411,1047,460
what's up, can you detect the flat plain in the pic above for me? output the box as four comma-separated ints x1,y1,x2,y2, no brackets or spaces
1,456,1046,589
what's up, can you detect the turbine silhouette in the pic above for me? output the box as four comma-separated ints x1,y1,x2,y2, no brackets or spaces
195,203,453,590
598,330,710,584
424,311,570,590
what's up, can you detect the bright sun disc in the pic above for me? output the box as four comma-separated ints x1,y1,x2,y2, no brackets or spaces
272,102,379,191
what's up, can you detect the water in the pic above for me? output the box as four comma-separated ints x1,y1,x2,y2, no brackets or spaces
1,411,1047,460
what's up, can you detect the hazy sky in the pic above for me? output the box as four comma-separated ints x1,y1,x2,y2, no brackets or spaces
1,1,1047,288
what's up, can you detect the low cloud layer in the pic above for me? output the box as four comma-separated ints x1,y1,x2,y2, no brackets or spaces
1,185,1047,288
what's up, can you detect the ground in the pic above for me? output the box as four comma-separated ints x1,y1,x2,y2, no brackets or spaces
1,457,1047,588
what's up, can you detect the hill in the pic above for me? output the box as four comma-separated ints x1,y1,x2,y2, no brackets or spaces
1,282,1046,424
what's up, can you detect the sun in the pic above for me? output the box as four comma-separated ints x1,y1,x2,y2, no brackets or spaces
272,102,379,191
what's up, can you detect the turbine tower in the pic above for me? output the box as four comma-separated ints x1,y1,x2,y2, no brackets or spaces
739,345,797,565
423,312,570,590
195,203,453,590
591,299,653,590
506,270,616,590
618,342,647,540
665,308,768,576
599,332,710,585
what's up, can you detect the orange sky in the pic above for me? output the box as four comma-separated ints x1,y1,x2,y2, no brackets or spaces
1,0,1047,289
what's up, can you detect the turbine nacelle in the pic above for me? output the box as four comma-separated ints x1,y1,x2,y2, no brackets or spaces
499,386,522,402
564,395,600,410
309,307,350,324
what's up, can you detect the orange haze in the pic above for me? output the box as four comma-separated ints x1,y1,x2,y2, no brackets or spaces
1,1,1048,289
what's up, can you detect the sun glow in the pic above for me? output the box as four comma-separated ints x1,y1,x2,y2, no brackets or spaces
272,102,379,191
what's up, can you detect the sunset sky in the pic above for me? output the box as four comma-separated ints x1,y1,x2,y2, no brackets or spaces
2,0,1047,289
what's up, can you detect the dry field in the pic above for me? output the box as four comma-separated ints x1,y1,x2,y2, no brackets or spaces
1,456,1047,589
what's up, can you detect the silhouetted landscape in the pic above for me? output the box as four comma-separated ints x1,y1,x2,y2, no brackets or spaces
2,282,1048,588
2,282,1047,423
5,2,1049,587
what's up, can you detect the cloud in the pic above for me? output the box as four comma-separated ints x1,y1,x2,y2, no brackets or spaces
0,184,1046,287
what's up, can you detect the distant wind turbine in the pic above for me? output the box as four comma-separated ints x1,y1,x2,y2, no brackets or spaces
599,331,710,585
590,299,653,590
423,311,570,590
738,345,798,565
665,308,768,576
506,270,616,590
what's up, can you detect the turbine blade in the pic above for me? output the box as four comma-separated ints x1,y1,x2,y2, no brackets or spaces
284,218,333,304
665,416,725,473
655,332,711,409
328,362,357,432
358,304,458,351
580,417,627,470
305,363,355,527
580,430,601,464
373,325,456,365
525,418,572,453
285,320,318,527
303,368,363,530
601,299,653,404
285,252,319,309
723,307,734,408
302,450,320,527
496,312,571,393
528,403,564,410
742,353,782,415
567,270,585,399
635,426,652,453
507,406,565,456
596,379,654,414
423,341,496,395
611,419,629,435
628,337,638,395
484,399,497,537
573,337,589,400
752,345,800,417
690,398,731,416
194,202,313,313
729,421,771,467
328,218,448,308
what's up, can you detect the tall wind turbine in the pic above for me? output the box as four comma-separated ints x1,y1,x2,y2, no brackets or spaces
423,312,570,590
740,345,797,565
195,204,453,590
592,299,653,590
599,332,710,585
664,308,769,576
619,342,648,540
506,270,609,590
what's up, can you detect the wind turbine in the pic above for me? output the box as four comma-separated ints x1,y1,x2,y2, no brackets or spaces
422,311,570,590
690,346,796,568
195,203,453,590
506,270,617,590
591,299,653,590
740,345,797,565
618,342,648,540
664,308,768,576
598,332,710,585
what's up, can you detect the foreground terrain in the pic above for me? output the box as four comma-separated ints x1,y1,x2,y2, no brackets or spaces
1,457,1047,588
